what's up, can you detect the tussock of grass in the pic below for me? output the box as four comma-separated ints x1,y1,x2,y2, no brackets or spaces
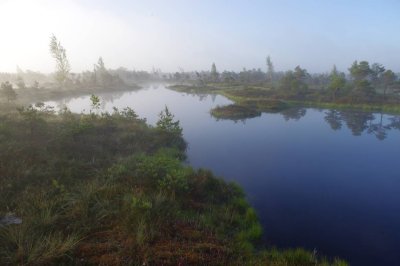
211,104,261,120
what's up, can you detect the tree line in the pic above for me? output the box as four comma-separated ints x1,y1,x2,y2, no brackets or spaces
1,35,400,105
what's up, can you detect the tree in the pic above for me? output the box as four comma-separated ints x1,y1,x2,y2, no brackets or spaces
348,61,375,99
1,81,17,103
266,55,274,82
370,63,385,87
279,67,308,95
349,60,371,82
355,80,374,97
210,63,219,82
49,34,71,85
221,71,235,83
16,76,26,90
382,70,396,97
156,106,186,151
156,106,182,136
294,65,307,81
94,57,113,87
96,57,106,72
32,81,39,89
328,65,346,101
90,94,101,113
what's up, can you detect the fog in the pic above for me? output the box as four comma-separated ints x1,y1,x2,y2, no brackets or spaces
1,0,400,73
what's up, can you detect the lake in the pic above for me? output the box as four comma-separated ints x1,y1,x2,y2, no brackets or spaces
45,84,400,266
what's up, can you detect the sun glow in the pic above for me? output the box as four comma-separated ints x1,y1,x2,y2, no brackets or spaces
0,0,136,73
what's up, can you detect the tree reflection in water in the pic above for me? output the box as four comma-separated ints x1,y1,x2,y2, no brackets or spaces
324,110,400,140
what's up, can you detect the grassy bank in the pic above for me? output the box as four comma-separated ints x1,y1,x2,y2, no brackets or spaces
0,103,347,265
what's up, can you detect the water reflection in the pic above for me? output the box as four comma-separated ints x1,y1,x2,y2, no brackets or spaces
324,110,342,130
281,107,307,121
178,91,218,102
209,104,399,140
324,110,399,140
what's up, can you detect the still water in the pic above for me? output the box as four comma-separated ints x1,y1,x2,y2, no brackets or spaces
46,85,400,265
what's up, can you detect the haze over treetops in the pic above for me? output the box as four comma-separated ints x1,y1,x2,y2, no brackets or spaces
1,0,400,73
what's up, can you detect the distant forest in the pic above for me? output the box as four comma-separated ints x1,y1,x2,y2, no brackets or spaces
2,58,399,102
0,35,399,105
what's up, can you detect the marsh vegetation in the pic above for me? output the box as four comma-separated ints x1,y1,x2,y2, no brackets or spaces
1,32,399,265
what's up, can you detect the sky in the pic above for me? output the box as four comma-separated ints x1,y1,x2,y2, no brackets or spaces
0,0,400,74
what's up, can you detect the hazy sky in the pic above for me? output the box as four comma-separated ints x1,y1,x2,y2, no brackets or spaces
1,0,400,73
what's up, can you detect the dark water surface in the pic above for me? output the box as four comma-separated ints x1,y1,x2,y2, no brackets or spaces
46,85,400,265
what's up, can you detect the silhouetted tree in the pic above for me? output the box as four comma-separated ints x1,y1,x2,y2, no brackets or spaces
94,57,113,87
266,55,274,82
1,81,17,103
210,63,219,82
16,76,26,90
49,34,71,85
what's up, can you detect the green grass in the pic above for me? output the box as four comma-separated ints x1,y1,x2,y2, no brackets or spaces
211,104,261,120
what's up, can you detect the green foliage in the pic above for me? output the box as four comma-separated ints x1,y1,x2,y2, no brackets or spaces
0,227,81,265
156,106,182,135
133,151,190,197
251,248,349,266
90,94,101,112
113,106,138,120
49,34,71,85
0,82,17,103
383,69,396,96
349,60,371,82
352,79,375,101
280,66,309,95
211,104,261,121
328,66,346,100
155,106,187,154
158,168,190,196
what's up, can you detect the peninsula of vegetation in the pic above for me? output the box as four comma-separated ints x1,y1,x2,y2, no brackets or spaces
169,59,400,121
